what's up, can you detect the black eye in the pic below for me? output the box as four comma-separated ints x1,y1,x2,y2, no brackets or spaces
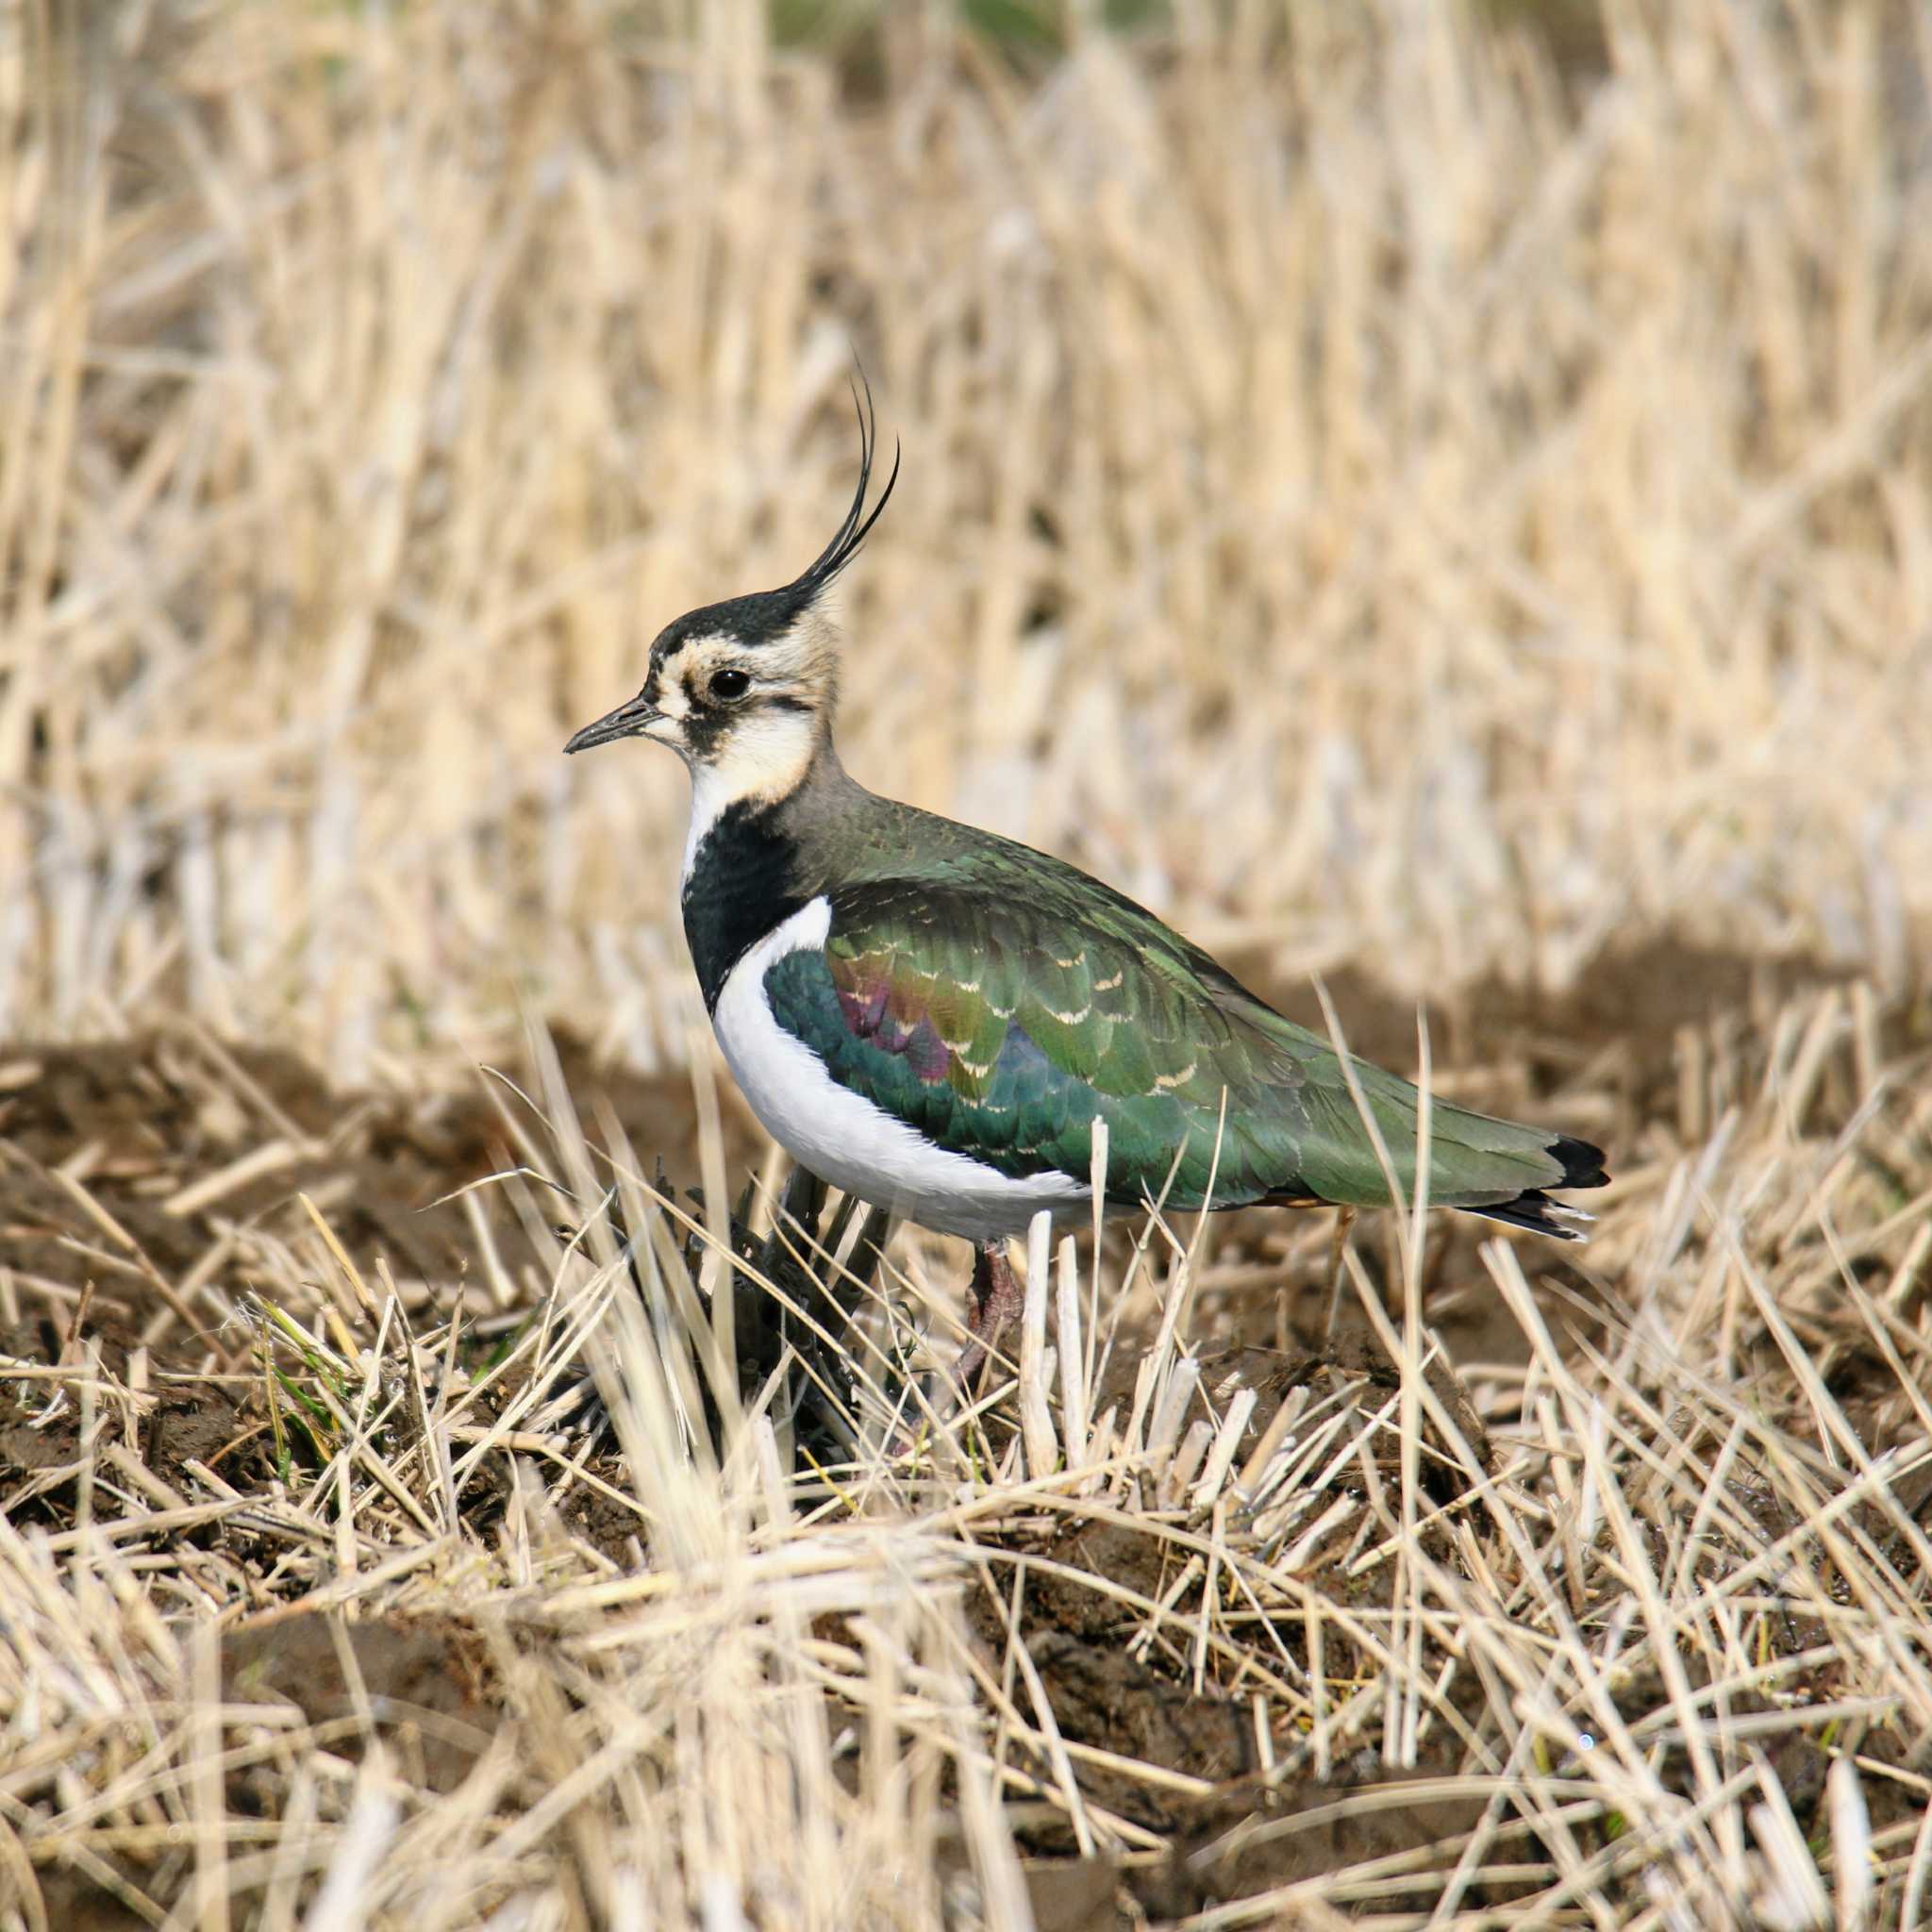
708,668,751,703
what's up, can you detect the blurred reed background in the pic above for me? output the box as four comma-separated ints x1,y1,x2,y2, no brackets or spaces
5,0,1930,1076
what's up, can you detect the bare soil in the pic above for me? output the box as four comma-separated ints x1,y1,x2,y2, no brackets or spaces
3,935,1919,1928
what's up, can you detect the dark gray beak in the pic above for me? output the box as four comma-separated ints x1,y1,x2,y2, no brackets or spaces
563,693,659,755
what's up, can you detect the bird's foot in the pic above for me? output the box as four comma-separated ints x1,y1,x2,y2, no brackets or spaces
953,1239,1023,1391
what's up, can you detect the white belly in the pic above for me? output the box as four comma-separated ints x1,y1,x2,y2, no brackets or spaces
711,897,1090,1242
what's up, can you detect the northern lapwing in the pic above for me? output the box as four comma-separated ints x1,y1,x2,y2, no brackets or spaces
565,391,1608,1382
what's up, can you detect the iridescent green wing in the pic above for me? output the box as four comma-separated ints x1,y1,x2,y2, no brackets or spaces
762,863,1596,1219
761,877,1272,1206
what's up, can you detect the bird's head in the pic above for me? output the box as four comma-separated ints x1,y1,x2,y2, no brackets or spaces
564,388,898,817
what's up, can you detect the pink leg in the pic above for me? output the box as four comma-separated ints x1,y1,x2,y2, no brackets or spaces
954,1240,1024,1390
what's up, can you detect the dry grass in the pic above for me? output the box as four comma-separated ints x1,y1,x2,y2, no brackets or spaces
6,1,1932,1927
5,980,1932,1927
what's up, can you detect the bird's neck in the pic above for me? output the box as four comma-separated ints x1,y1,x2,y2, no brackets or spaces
679,728,866,1010
680,707,835,888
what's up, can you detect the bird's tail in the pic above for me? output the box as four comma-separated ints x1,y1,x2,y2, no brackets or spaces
1457,1132,1608,1241
1263,1018,1612,1241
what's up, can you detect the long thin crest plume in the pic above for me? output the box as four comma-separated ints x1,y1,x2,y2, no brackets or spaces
787,374,900,603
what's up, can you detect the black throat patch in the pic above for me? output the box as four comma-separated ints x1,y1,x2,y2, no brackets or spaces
680,799,809,1011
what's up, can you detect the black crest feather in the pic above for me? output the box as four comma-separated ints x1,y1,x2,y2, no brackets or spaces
787,371,900,603
650,374,899,655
